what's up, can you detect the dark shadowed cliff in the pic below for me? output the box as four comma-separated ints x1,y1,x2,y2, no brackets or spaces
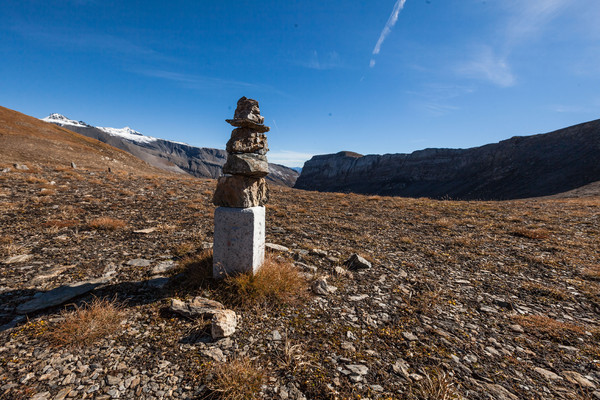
295,119,600,200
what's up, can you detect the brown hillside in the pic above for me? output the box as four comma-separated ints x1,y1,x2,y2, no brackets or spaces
0,106,169,176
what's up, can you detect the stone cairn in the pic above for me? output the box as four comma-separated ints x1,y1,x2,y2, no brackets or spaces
212,97,270,278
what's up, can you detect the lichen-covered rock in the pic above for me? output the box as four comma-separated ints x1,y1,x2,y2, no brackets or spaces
226,128,268,155
212,175,269,207
223,153,269,177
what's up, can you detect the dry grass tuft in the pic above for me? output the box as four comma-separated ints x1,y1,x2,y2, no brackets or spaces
0,235,23,257
45,297,125,347
174,249,213,289
207,357,265,400
173,241,200,257
512,227,550,239
223,254,308,309
582,265,600,281
276,336,308,373
39,188,56,196
520,282,573,301
25,176,46,184
88,217,127,231
514,315,589,343
407,368,462,400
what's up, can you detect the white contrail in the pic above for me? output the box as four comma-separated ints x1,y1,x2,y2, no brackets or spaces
370,0,407,67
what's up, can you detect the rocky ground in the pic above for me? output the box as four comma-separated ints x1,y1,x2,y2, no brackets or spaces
1,163,599,399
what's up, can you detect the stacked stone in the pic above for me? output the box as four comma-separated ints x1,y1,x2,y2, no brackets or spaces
212,97,270,278
212,96,270,207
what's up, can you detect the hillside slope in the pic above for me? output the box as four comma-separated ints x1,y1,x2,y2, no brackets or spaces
42,114,299,186
295,119,600,200
0,106,166,176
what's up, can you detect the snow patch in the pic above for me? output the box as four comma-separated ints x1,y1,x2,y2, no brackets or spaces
42,113,89,128
97,126,158,144
41,113,190,146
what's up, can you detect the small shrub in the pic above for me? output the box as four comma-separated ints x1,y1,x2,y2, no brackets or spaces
88,217,126,231
207,357,265,400
223,254,308,308
45,298,125,347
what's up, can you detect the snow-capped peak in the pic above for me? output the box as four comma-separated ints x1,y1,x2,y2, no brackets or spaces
42,113,89,128
40,113,186,145
97,126,158,144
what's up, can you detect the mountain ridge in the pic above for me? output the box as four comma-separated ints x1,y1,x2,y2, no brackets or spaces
295,119,600,200
42,113,299,186
0,106,167,176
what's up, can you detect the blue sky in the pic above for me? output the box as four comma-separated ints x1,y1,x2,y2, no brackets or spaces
1,0,599,167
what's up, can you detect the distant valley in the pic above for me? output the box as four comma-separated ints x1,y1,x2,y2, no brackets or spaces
41,114,299,187
295,119,600,200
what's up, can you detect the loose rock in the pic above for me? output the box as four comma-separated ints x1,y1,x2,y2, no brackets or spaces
16,277,111,314
344,254,372,271
311,277,337,296
169,297,224,319
211,310,237,339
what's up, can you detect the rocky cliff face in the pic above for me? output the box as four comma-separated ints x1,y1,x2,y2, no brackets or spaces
295,119,600,200
53,124,298,186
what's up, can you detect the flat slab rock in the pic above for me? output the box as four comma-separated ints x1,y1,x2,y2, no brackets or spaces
151,260,175,275
266,243,290,252
169,297,225,319
225,118,270,133
2,254,33,264
16,277,112,314
126,258,153,267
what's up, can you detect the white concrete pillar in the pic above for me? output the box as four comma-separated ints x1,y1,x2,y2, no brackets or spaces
213,206,265,279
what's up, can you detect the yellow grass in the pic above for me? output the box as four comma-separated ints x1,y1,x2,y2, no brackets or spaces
88,217,127,230
207,357,265,400
45,298,125,347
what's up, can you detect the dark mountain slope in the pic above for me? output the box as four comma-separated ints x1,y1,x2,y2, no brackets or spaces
295,119,600,200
